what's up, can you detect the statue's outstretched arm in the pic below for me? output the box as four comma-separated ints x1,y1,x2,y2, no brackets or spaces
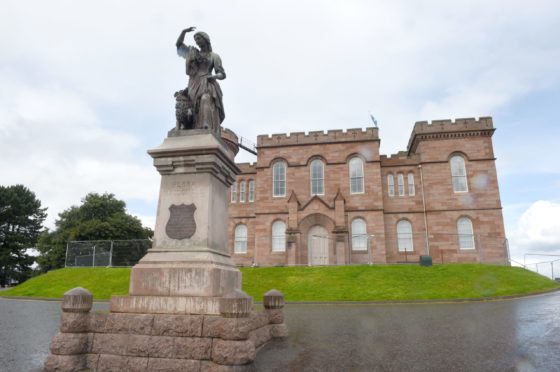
176,27,196,48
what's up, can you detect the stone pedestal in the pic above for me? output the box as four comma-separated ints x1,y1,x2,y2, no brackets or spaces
44,130,288,371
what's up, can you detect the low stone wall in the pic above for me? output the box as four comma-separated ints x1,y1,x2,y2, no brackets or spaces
45,288,287,371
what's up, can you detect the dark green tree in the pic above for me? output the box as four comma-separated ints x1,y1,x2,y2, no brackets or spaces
0,185,47,286
36,193,153,271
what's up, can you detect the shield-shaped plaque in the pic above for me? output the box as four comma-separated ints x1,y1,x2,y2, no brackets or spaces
165,203,197,239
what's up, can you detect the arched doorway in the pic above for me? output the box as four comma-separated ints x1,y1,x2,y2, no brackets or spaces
308,225,329,265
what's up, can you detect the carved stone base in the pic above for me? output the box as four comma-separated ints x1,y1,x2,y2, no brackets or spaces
44,288,288,372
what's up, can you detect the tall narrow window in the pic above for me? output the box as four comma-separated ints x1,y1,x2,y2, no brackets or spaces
349,157,364,194
272,161,286,197
231,182,237,203
457,217,475,249
310,159,325,196
248,180,255,202
271,220,286,252
234,224,247,254
239,181,246,203
388,174,395,197
450,155,468,192
397,173,405,196
397,220,413,252
351,218,367,251
408,173,415,196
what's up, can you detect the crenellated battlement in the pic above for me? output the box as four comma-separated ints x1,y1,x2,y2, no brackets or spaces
257,127,379,147
407,117,494,154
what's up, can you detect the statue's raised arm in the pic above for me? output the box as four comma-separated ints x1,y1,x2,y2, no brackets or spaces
174,27,226,133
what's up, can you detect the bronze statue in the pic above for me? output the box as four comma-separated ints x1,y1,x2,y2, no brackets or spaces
175,27,226,133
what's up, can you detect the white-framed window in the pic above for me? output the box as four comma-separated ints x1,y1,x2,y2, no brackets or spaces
230,182,237,203
248,180,255,202
239,181,246,203
271,220,286,252
457,217,475,249
397,173,405,196
351,218,367,251
388,174,395,197
272,161,286,197
234,224,247,254
397,220,413,252
450,155,468,192
349,157,364,194
408,173,415,196
310,159,325,196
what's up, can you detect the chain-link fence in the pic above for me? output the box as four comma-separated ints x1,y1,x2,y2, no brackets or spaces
65,239,151,268
518,254,560,281
230,233,510,267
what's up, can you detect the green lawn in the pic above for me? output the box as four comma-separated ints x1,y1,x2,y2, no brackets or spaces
1,264,558,301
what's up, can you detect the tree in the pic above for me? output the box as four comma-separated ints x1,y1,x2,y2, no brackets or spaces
36,193,153,271
0,185,47,286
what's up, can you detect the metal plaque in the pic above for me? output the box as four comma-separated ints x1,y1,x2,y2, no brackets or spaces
166,203,197,239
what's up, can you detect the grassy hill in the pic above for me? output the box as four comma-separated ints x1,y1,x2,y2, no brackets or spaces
1,264,558,301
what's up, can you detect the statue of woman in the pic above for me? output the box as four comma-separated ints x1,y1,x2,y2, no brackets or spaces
176,27,226,132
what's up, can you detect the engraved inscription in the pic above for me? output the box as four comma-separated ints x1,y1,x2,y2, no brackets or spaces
166,203,197,239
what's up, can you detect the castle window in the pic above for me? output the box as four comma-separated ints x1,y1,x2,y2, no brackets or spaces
234,224,247,254
272,161,286,197
387,174,395,197
397,173,405,196
457,217,475,249
397,220,413,252
310,159,325,196
450,155,468,192
271,220,286,252
239,181,246,203
408,173,415,196
248,180,255,202
230,182,237,203
349,157,364,194
351,218,367,251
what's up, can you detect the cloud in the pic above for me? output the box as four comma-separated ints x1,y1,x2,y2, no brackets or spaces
0,80,159,228
508,200,560,260
2,0,560,233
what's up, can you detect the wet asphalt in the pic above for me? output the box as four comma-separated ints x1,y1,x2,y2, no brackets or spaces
1,292,559,371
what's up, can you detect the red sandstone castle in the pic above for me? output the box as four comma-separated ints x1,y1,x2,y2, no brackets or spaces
226,117,508,266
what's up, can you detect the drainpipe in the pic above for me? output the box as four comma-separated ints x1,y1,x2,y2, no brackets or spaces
418,164,430,256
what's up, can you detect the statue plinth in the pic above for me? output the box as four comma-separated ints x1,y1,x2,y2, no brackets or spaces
128,130,241,301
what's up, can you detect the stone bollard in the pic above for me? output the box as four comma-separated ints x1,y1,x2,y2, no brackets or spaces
220,289,253,318
44,287,93,372
263,289,288,338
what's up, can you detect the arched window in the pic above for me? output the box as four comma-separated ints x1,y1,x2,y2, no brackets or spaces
450,155,468,192
349,157,364,194
351,218,367,251
230,182,237,203
408,173,415,196
397,173,405,196
387,174,395,197
234,224,247,254
457,217,475,249
239,181,246,203
272,161,286,197
310,159,325,196
271,220,286,252
248,180,255,202
397,220,413,252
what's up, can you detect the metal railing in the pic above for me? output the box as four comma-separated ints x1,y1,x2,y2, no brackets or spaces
65,239,151,268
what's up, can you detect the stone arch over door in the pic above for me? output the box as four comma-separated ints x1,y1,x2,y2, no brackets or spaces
298,213,336,265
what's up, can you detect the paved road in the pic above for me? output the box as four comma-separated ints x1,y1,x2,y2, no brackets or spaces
1,292,559,371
